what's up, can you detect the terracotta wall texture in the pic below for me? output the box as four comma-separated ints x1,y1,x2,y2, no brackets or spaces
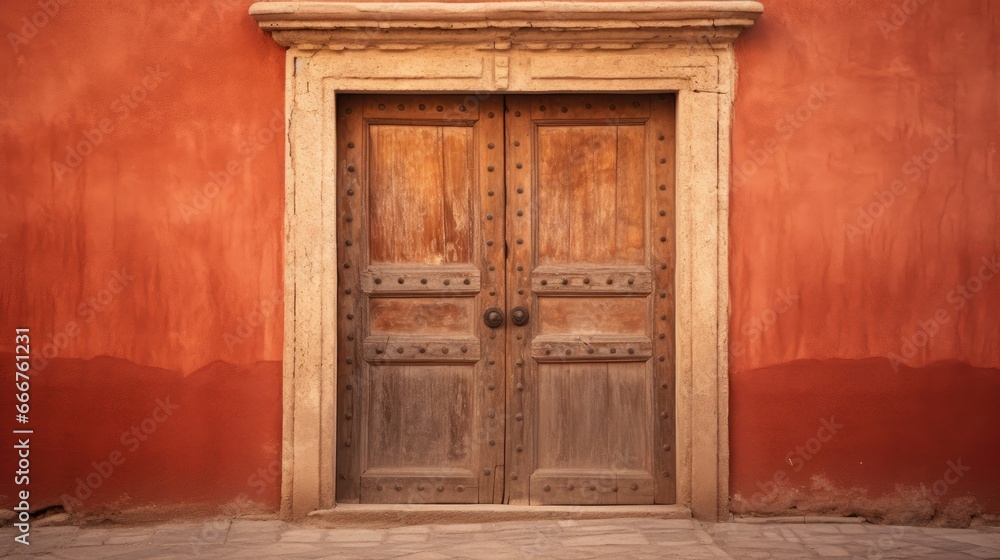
0,0,997,522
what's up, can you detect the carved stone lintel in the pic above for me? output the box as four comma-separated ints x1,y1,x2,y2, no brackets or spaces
251,1,763,49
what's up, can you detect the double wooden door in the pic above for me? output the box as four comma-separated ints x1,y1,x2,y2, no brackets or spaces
336,94,676,505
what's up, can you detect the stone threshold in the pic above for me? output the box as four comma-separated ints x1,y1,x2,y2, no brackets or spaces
306,504,691,527
732,515,866,524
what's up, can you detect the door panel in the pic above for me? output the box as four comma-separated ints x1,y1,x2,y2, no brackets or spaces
505,94,676,505
337,94,506,504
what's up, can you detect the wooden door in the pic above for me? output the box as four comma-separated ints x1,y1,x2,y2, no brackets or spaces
336,94,506,504
504,95,676,505
337,93,675,506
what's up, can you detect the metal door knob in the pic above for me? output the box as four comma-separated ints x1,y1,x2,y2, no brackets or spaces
511,306,530,326
483,307,504,328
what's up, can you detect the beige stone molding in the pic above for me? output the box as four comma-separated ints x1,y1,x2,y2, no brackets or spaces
250,0,761,522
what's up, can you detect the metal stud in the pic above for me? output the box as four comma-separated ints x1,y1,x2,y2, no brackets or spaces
347,334,355,341
663,444,671,451
489,439,496,446
659,134,665,141
660,158,667,164
541,279,548,286
659,184,666,191
419,347,426,354
628,348,635,355
347,313,354,319
659,333,666,339
487,213,494,220
539,105,546,111
515,413,523,421
346,215,353,222
418,485,425,491
587,348,595,354
517,266,523,271
606,278,613,284
436,105,444,112
516,163,523,169
516,210,523,217
659,356,666,362
628,278,635,285
568,484,575,490
659,210,666,217
346,384,353,390
378,103,385,110
631,483,639,491
633,101,641,108
487,166,495,172
347,188,354,196
345,288,352,294
347,142,355,149
374,278,382,285
375,348,383,354
488,190,495,196
459,105,466,111
442,348,449,354
487,410,494,418
589,485,596,491
514,111,521,117
484,468,492,476
584,278,590,284
565,349,572,355
517,239,523,244
443,279,451,286
464,279,471,285
420,278,427,284
343,263,350,269
661,411,669,419
462,345,469,353
419,104,426,110
437,485,445,492
395,484,402,491
398,104,405,110
396,347,403,354
660,292,667,298
561,278,568,285
488,112,495,118
345,358,352,365
609,104,616,110
511,474,518,480
544,485,552,491
488,142,495,149
585,103,592,109
517,187,524,194
398,277,404,284
516,445,523,452
610,348,617,354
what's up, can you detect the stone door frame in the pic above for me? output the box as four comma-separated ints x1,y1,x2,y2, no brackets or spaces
250,0,763,521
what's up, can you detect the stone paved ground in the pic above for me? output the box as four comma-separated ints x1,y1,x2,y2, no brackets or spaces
1,518,999,559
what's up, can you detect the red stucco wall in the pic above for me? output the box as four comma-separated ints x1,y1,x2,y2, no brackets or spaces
730,0,1000,524
0,0,997,523
0,0,285,516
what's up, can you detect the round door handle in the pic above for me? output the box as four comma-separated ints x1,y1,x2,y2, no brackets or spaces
511,306,530,326
483,307,504,329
